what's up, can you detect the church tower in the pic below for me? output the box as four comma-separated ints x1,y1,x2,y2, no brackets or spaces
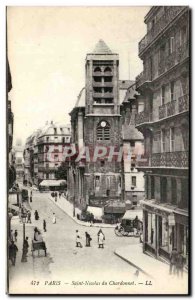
84,40,122,207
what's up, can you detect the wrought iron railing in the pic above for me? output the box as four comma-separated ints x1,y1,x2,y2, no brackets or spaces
137,151,188,168
139,6,186,54
151,151,188,168
178,94,189,113
159,100,176,119
135,111,153,125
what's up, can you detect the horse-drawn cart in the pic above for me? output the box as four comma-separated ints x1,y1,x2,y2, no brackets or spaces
31,240,47,257
114,210,143,237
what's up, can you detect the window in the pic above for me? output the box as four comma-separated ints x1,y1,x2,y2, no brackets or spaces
169,36,175,54
105,99,113,104
94,87,102,93
62,137,65,143
170,81,175,101
132,176,136,187
97,121,110,141
94,76,101,82
161,129,166,153
95,176,100,188
100,160,105,167
132,195,137,206
46,137,49,142
54,155,58,162
161,85,165,105
104,67,111,73
170,127,175,152
104,87,112,93
54,137,58,143
94,67,101,72
151,176,155,199
104,76,112,82
94,98,102,104
54,128,57,134
180,26,187,45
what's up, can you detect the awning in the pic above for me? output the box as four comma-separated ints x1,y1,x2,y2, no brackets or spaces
141,200,175,214
87,206,103,220
39,180,66,187
122,210,143,221
104,202,126,214
8,203,19,212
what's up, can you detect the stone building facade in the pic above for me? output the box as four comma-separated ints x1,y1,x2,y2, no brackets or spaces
69,40,123,212
13,139,24,181
120,83,145,207
24,122,71,185
68,40,145,217
135,6,189,266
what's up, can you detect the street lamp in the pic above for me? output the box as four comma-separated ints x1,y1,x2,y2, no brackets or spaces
21,213,27,262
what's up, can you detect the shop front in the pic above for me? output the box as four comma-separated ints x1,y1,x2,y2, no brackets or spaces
175,211,189,269
142,200,177,261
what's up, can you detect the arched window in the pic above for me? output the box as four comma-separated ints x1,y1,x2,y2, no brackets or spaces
94,67,101,72
104,66,112,73
97,121,110,141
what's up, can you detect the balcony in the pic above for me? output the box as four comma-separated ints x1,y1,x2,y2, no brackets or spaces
139,6,186,55
135,111,153,126
136,71,151,89
151,151,188,168
159,100,176,119
137,151,188,168
178,94,189,113
38,167,58,172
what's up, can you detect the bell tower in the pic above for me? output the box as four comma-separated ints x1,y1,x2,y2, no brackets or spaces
83,40,122,207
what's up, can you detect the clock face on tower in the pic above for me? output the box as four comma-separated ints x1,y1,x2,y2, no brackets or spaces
100,121,106,128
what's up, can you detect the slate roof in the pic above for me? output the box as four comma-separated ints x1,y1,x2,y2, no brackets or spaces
122,124,143,141
93,39,112,54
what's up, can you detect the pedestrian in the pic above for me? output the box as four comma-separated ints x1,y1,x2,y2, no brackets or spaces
176,251,185,278
30,194,32,203
59,192,61,198
151,228,154,244
34,210,39,220
97,229,105,249
14,230,18,242
34,227,39,241
23,237,29,256
169,248,178,275
10,230,14,242
76,230,82,248
27,210,32,223
85,232,92,247
9,241,18,266
52,213,56,224
43,220,47,232
55,192,58,202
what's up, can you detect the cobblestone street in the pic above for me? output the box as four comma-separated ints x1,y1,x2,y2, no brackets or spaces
9,191,149,294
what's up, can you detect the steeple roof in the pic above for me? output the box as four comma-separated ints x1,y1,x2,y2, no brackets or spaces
93,39,112,54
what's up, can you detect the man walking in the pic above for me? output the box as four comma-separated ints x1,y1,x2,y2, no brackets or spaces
169,248,178,275
43,220,47,232
9,241,18,266
27,210,31,223
85,232,92,247
176,251,185,278
14,230,18,242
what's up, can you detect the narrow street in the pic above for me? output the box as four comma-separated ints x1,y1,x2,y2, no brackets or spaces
9,190,148,294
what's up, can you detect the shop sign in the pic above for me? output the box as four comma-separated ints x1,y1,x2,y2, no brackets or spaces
168,213,175,226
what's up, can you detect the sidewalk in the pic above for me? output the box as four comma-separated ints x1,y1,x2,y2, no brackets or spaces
48,194,116,228
114,243,188,280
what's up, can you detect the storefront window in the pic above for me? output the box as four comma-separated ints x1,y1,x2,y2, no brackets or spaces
159,217,168,249
147,212,156,248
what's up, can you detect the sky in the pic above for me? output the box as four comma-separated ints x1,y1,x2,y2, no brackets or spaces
7,6,150,145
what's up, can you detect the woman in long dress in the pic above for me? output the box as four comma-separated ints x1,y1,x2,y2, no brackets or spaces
97,229,105,249
52,213,56,224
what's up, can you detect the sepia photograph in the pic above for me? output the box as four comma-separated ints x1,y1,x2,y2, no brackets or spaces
6,5,190,295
